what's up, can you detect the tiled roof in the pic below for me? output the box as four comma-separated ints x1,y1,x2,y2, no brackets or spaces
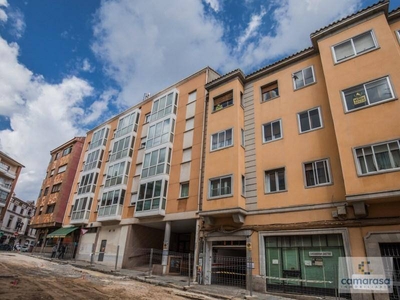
205,69,245,89
310,0,388,38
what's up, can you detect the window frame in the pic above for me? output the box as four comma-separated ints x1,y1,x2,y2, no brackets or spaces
303,158,332,188
264,168,286,194
262,119,283,143
57,164,67,174
297,107,323,133
341,76,395,112
210,128,233,152
46,204,55,214
179,182,190,199
396,29,400,44
292,66,316,90
213,90,234,112
332,30,378,63
354,139,400,176
208,175,233,199
51,183,61,193
62,146,72,157
261,81,279,102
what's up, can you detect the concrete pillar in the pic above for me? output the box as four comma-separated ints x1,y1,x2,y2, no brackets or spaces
193,219,200,282
162,221,171,275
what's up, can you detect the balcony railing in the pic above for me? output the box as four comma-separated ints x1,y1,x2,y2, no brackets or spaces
97,204,123,222
70,210,90,224
0,163,16,178
134,198,166,218
0,182,12,191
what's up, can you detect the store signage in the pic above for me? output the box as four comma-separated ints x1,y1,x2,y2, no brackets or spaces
353,93,366,105
309,251,332,257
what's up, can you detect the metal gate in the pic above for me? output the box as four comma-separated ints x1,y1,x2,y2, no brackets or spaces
380,243,400,300
211,255,246,287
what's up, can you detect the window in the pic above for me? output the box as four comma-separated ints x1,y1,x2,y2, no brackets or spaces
62,146,72,156
240,92,244,107
46,204,55,214
115,112,138,139
241,128,245,147
38,206,43,215
57,164,67,174
261,81,279,102
180,182,189,198
342,77,394,112
142,147,171,178
185,118,194,131
298,107,322,133
213,91,233,111
146,118,174,149
71,197,92,220
209,175,232,198
182,148,192,163
241,175,246,196
265,168,286,193
145,113,151,123
140,137,146,149
263,119,282,142
136,180,167,212
0,190,9,203
6,216,13,228
49,169,55,177
51,183,61,193
43,187,49,196
83,149,102,172
397,30,400,44
355,140,400,175
293,66,315,90
211,128,233,151
109,136,134,162
78,172,98,194
150,92,177,122
54,152,61,160
105,161,129,187
188,91,197,103
89,127,109,150
98,189,126,217
333,31,377,63
304,159,331,187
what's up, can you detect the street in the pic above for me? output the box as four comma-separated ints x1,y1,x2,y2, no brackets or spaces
0,253,211,300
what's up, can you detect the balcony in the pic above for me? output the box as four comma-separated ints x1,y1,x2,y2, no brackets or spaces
0,163,16,179
134,197,166,218
97,204,123,222
114,123,138,139
70,210,90,225
0,182,12,192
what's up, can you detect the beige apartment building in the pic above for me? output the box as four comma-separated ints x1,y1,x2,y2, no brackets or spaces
0,151,24,227
30,137,85,252
59,1,400,299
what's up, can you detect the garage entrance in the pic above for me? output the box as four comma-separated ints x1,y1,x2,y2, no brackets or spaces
211,240,246,287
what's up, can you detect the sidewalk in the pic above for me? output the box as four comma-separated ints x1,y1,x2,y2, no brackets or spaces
29,252,301,300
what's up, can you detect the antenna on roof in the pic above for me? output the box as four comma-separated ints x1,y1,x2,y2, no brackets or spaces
143,93,151,100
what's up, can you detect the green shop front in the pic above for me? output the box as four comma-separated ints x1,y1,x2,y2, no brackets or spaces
263,233,347,297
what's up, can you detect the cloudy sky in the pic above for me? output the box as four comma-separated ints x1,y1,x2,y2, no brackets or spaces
0,0,399,201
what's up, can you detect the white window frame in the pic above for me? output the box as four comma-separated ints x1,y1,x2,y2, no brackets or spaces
141,147,171,178
105,161,128,187
115,112,138,139
262,119,282,143
179,182,189,198
210,128,233,151
188,90,197,103
89,127,108,150
396,29,400,44
150,91,177,122
208,175,232,199
303,159,332,188
146,118,174,149
57,164,67,174
292,66,315,90
78,172,98,195
109,136,133,162
83,149,102,172
354,139,400,175
297,107,323,133
342,76,395,112
136,180,167,212
332,30,378,63
265,168,286,193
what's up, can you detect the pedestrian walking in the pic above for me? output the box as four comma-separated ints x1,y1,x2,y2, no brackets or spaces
51,245,57,258
58,244,66,259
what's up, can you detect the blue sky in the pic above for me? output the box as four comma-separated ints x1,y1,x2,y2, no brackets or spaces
0,0,399,200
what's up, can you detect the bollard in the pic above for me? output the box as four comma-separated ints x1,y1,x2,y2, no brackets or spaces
149,248,153,276
115,245,119,271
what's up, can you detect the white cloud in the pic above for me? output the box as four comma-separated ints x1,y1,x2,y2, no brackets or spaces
236,8,267,52
0,0,8,23
204,0,220,12
0,36,94,200
81,88,117,125
8,8,25,38
92,0,231,107
81,58,95,73
236,0,361,70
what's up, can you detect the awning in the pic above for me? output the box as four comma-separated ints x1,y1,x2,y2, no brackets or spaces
47,227,78,238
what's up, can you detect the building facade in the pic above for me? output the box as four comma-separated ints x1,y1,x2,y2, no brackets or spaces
200,1,400,298
0,151,24,225
58,1,400,299
0,196,36,247
30,137,85,251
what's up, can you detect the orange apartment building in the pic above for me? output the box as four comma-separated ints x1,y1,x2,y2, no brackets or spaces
0,151,24,227
57,1,400,299
30,137,85,252
200,1,400,298
62,67,219,269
